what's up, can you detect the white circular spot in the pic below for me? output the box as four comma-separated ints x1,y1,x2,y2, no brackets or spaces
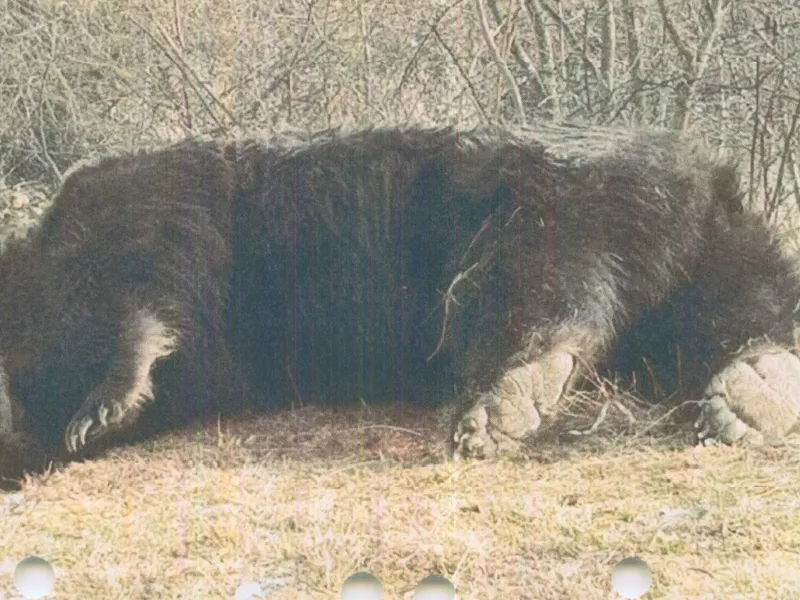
342,571,383,599
611,556,652,599
14,556,55,599
234,580,263,600
413,574,456,600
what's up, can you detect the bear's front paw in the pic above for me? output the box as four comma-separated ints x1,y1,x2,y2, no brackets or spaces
453,353,574,460
64,381,143,454
453,393,534,460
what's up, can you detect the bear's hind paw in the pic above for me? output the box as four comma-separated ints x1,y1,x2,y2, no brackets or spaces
694,347,800,446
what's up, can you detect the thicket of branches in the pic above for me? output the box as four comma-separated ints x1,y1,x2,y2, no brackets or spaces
1,0,798,220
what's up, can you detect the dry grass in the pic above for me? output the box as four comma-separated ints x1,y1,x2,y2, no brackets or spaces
1,395,799,600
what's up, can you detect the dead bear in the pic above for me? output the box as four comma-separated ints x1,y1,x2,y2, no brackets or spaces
0,124,797,479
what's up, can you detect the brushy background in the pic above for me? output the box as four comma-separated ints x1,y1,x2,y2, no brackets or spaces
1,0,799,598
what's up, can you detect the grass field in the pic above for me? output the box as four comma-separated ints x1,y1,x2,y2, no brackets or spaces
1,399,799,600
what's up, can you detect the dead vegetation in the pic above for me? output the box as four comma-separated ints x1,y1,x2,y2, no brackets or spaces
1,394,799,599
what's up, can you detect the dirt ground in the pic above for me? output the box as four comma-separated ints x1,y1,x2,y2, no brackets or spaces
1,400,799,600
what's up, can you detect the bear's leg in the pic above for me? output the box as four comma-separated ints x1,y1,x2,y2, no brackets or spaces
680,216,800,445
452,210,800,458
451,256,617,460
64,307,180,454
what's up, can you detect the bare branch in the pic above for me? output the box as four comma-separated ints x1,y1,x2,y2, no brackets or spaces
667,0,731,130
357,0,371,112
693,0,730,82
394,0,462,100
537,0,577,44
620,0,643,119
768,97,800,219
521,0,560,118
130,16,235,131
656,0,693,67
432,27,490,123
599,0,616,91
488,0,546,98
172,0,192,132
476,0,527,124
748,57,760,210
